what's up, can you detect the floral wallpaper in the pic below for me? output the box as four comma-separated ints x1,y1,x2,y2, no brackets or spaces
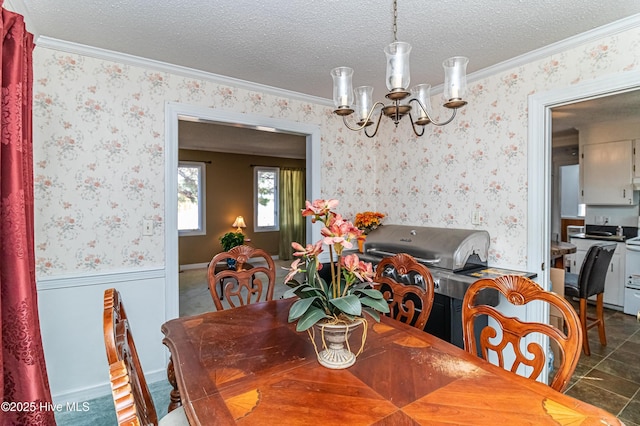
32,24,640,277
373,29,639,267
32,48,369,276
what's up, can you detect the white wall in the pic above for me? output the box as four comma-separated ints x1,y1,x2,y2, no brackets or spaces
38,270,167,403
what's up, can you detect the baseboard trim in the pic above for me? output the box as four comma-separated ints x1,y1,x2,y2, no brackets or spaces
180,256,282,272
180,262,209,271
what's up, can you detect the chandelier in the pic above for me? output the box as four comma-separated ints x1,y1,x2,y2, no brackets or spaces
331,0,469,138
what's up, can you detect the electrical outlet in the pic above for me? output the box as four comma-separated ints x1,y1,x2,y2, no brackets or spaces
143,219,153,236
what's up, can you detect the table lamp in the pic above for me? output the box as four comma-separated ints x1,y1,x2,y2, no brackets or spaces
232,216,246,233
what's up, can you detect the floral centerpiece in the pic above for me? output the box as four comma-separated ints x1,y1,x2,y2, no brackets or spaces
354,211,385,252
284,199,389,368
354,211,386,235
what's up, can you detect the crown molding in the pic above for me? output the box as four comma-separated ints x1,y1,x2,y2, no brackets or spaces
35,36,333,107
30,11,640,102
432,13,640,93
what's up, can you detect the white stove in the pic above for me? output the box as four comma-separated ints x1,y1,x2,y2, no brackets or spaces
624,236,640,316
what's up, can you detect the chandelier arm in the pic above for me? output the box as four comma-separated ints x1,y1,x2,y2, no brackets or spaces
408,98,459,127
340,101,386,132
430,108,458,127
408,113,425,137
363,109,384,138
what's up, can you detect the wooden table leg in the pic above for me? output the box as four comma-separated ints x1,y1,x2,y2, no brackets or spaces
553,256,564,269
167,356,182,413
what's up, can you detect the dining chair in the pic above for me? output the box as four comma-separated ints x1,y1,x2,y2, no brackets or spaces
207,244,276,310
374,253,435,330
461,275,582,392
564,242,616,356
103,288,188,425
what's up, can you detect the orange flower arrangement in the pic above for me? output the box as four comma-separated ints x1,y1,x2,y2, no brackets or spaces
354,211,385,235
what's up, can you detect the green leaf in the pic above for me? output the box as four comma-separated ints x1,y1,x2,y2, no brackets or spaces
285,278,302,288
296,306,330,331
288,297,319,322
360,296,390,313
362,307,381,322
329,294,362,316
354,288,385,300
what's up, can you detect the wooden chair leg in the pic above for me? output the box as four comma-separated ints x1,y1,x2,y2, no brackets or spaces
167,356,182,413
596,293,607,347
579,298,590,356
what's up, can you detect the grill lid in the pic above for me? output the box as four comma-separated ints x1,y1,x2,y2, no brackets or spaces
363,225,489,272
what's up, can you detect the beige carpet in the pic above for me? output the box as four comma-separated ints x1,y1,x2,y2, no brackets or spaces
179,259,296,317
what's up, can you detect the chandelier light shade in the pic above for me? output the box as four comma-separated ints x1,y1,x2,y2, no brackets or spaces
331,0,469,138
385,41,411,92
443,56,469,108
331,67,354,111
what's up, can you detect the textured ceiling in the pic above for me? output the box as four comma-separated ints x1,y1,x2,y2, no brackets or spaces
10,0,640,156
13,0,640,100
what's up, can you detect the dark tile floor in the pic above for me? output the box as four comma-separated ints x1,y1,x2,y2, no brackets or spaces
563,305,640,425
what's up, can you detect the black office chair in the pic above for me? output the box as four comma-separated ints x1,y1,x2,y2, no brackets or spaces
564,242,616,356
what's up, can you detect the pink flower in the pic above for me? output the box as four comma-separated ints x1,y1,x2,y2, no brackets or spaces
284,259,303,283
320,214,361,251
358,260,374,282
341,254,363,281
291,241,323,258
340,254,374,283
301,199,339,221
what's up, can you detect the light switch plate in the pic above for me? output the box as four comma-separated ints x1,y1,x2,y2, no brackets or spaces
143,219,153,236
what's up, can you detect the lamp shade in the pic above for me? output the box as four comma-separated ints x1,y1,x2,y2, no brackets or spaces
411,84,432,123
385,41,411,91
443,56,468,102
232,216,246,232
355,86,374,123
331,67,354,109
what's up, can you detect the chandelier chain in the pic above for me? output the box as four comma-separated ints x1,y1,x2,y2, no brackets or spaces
392,0,398,42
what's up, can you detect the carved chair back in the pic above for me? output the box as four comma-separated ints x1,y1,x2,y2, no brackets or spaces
374,253,435,330
103,288,158,425
462,275,582,392
208,245,276,310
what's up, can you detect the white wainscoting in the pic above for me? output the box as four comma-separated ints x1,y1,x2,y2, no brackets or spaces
37,267,169,405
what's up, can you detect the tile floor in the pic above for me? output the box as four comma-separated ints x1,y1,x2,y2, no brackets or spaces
563,304,640,425
56,270,640,425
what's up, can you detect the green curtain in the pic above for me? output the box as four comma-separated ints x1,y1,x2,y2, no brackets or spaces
279,168,306,260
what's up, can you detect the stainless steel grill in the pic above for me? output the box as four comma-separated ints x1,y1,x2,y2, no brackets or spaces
360,224,493,302
356,224,499,349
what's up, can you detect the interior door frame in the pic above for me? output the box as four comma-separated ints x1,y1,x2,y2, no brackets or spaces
164,102,322,321
528,71,640,288
528,71,640,383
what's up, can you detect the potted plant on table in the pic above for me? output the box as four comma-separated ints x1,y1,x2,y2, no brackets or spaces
284,199,389,369
354,211,385,252
219,231,245,269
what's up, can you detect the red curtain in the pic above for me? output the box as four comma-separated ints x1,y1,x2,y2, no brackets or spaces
0,3,55,425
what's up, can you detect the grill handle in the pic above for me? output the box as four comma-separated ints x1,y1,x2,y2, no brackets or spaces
366,248,441,265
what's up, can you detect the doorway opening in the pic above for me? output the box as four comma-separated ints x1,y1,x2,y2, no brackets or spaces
164,102,322,320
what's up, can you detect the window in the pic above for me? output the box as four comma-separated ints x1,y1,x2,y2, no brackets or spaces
178,161,206,235
559,164,585,218
254,167,279,232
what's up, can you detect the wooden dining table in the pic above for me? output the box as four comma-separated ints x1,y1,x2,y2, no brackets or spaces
161,298,621,425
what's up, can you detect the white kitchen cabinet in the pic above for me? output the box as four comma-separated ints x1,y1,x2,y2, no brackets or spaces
568,238,625,308
581,139,634,205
